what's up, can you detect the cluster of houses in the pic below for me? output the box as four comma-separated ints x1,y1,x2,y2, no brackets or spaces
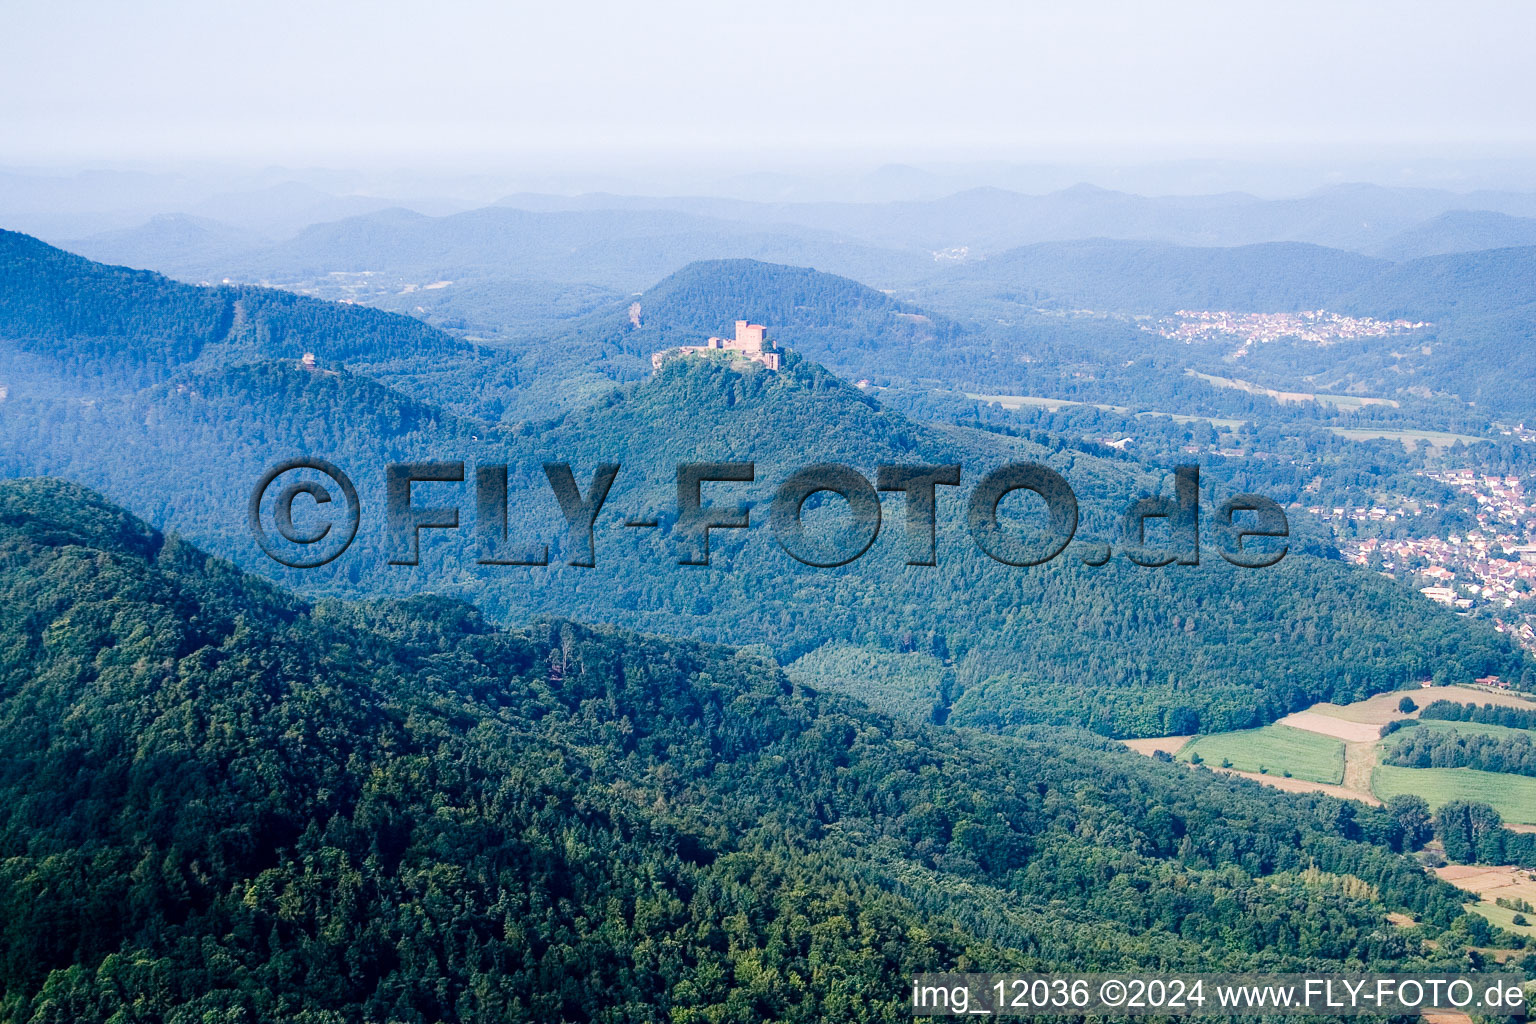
1149,309,1429,356
1333,470,1536,654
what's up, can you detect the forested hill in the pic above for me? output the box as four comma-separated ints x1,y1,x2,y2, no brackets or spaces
1333,244,1536,321
5,344,1525,738
0,230,470,384
515,258,975,393
0,478,1495,1021
616,258,967,356
2,238,1529,737
916,236,1536,320
920,239,1389,314
1372,210,1536,261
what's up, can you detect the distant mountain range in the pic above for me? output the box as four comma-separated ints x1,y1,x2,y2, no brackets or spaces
1371,210,1536,260
47,181,1536,302
914,236,1536,319
489,182,1536,254
914,239,1391,313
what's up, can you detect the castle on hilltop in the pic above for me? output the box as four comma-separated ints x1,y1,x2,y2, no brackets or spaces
652,320,781,372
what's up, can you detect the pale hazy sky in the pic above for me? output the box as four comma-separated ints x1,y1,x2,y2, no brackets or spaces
3,0,1533,166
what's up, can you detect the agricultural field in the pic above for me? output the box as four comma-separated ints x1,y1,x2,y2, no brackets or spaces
1122,735,1192,756
1189,370,1400,409
961,390,1246,428
1372,766,1536,825
1177,725,1345,785
1463,899,1536,939
1434,864,1536,938
1136,686,1536,815
1328,427,1487,451
1307,685,1536,725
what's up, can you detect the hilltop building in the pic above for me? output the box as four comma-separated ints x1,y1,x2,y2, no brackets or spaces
652,320,781,372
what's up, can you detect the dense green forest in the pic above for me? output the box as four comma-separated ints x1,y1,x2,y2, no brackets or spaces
0,478,1518,1022
0,229,471,388
1385,726,1536,777
1,235,1529,739
3,352,1524,737
1422,700,1536,729
1432,799,1536,871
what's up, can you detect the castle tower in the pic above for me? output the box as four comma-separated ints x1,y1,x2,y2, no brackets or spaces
652,319,780,371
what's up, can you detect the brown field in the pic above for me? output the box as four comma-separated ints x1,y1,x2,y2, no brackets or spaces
1303,685,1535,725
1435,864,1536,904
1278,710,1386,742
1211,766,1380,804
1304,691,1421,725
1407,684,1536,711
1121,735,1192,756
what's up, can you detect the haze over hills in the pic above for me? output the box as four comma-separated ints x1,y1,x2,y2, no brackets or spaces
61,213,270,279
63,204,931,299
1332,245,1536,321
0,233,1527,742
1372,210,1536,261
913,239,1391,314
491,182,1536,254
48,180,1536,301
39,173,1536,428
0,168,477,240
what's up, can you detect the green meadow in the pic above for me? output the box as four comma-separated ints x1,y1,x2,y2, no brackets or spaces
1178,725,1345,785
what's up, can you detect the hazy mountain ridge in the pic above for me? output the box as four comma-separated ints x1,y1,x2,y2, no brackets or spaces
916,239,1391,314
72,204,931,297
493,181,1536,254
0,228,474,388
1372,210,1536,260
